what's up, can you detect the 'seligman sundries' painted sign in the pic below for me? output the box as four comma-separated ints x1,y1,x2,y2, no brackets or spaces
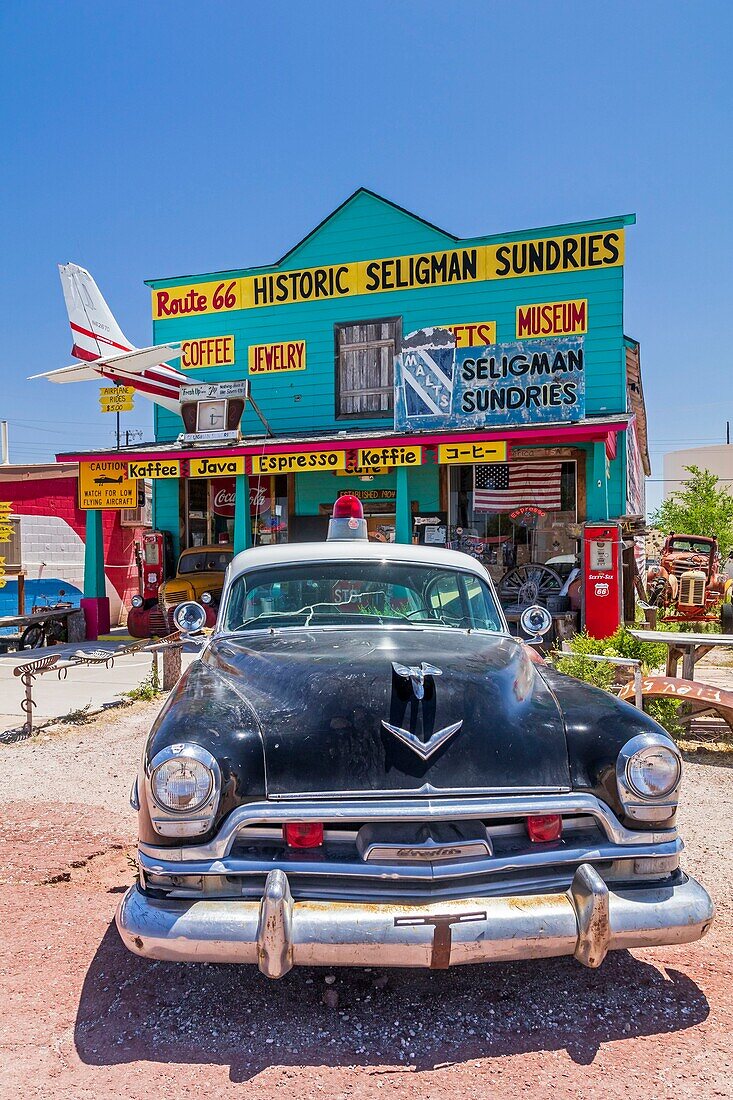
152,230,624,318
393,328,585,431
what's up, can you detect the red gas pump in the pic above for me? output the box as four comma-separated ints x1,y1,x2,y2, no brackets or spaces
127,531,175,637
582,522,623,639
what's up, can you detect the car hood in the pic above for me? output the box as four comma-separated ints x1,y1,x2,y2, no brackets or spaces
203,628,571,797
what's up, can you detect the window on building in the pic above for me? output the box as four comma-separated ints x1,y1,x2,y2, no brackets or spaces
336,318,401,418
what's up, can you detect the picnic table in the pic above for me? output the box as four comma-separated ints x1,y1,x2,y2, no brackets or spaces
629,629,733,681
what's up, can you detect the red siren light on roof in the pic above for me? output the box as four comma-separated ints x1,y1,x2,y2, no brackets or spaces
333,495,364,520
327,494,368,541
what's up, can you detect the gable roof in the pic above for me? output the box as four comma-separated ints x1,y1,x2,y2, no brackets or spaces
276,187,458,265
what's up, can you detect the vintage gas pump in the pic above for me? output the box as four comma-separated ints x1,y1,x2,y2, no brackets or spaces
140,531,171,602
128,531,176,637
582,522,623,639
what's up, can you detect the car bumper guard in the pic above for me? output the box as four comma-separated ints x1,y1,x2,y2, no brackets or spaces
116,864,714,978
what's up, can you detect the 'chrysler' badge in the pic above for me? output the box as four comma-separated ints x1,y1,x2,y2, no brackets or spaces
381,719,463,761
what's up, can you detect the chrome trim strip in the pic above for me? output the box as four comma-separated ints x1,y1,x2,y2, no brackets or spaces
269,784,571,800
139,837,683,882
138,792,678,862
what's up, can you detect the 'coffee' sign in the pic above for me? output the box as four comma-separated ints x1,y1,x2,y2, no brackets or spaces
128,460,180,479
181,336,235,369
188,456,244,477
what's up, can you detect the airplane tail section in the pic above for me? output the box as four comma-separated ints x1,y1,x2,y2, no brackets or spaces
59,263,132,361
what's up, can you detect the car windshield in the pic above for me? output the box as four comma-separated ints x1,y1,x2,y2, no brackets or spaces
223,560,504,632
669,539,713,555
178,550,232,575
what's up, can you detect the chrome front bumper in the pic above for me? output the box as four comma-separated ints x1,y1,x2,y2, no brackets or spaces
116,864,714,978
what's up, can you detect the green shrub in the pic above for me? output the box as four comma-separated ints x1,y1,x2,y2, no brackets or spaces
552,628,681,738
645,698,685,738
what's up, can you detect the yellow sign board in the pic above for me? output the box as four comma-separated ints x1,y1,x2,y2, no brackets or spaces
357,446,422,468
485,231,624,280
444,321,497,347
152,279,242,320
438,442,507,465
99,385,135,413
252,450,346,475
127,460,180,479
336,466,390,477
516,299,588,338
0,502,11,590
181,335,235,369
78,461,138,510
153,232,624,318
188,456,245,478
248,340,306,373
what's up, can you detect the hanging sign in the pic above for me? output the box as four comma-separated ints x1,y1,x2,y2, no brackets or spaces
99,386,135,413
78,461,139,509
0,501,12,589
516,300,587,338
394,328,585,431
188,456,245,477
252,449,346,474
248,340,306,373
181,336,235,369
438,442,507,464
357,446,422,468
127,460,180,479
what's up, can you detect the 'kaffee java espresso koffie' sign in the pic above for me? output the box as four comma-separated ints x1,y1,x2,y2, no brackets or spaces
393,328,585,431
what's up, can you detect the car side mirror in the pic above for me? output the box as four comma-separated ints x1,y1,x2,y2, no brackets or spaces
520,604,553,642
173,601,208,634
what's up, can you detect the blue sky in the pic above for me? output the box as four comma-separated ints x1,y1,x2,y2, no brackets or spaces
1,0,731,512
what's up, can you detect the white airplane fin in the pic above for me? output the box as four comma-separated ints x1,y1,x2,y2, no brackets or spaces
59,262,132,361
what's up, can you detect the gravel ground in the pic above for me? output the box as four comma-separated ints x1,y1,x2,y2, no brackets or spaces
0,700,731,1099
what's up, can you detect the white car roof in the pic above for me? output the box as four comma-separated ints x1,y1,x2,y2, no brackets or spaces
228,540,493,581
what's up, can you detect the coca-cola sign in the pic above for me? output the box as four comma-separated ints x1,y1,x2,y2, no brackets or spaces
209,477,270,518
210,477,236,518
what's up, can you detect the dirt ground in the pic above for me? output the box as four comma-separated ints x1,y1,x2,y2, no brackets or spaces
0,701,731,1099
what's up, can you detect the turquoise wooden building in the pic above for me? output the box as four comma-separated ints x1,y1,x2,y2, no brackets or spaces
66,188,650,616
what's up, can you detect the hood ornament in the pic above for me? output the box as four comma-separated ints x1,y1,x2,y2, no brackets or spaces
392,661,442,700
381,719,463,761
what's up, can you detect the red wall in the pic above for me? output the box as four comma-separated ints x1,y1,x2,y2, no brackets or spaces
4,475,144,604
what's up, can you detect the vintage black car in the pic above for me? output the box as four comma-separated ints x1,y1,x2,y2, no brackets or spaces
117,501,713,977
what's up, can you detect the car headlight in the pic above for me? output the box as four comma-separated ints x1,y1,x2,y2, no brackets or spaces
201,591,213,605
616,733,681,822
626,745,681,798
147,744,221,835
131,594,143,608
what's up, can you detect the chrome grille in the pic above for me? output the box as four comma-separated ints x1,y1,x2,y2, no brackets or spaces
679,571,706,607
160,581,193,611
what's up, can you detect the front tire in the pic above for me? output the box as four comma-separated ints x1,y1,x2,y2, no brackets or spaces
721,601,733,634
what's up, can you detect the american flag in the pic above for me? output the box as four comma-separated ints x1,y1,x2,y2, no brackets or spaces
473,462,563,513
